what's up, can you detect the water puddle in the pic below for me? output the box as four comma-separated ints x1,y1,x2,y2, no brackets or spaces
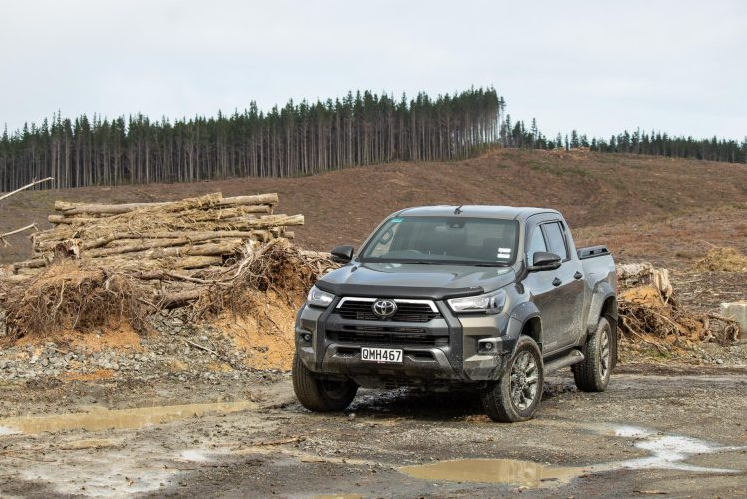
593,424,747,473
400,424,747,488
0,400,254,435
400,458,581,487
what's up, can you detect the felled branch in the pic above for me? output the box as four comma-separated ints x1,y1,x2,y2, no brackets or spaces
0,177,54,203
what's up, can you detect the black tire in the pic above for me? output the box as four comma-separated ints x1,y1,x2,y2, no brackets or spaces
573,316,613,392
481,336,544,423
292,354,358,412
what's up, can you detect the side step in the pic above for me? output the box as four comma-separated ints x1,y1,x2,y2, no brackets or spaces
544,349,584,373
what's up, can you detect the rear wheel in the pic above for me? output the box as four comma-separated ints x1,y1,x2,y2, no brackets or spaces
292,354,358,412
573,316,613,392
481,336,544,422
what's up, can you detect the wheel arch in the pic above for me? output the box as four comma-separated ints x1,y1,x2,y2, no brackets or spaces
507,301,543,351
586,286,618,369
586,282,617,336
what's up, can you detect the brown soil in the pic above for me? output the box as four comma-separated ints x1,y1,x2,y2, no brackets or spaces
619,286,665,308
10,321,143,353
216,291,297,371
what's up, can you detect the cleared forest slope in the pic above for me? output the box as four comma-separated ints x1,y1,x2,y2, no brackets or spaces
2,148,747,264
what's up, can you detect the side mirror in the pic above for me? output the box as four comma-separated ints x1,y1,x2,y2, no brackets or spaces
330,245,354,263
528,251,562,272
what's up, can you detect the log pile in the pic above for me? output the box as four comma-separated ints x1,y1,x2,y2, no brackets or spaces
9,192,301,277
0,192,337,339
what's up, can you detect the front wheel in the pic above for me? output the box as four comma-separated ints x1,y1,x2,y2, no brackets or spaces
481,336,544,422
573,316,613,392
292,354,358,412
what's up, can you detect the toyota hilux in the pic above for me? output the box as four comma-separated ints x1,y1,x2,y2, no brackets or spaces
292,206,617,422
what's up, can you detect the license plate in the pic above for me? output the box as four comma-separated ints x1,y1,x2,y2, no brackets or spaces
360,347,403,363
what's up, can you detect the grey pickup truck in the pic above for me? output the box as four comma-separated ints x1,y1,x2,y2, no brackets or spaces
292,206,617,422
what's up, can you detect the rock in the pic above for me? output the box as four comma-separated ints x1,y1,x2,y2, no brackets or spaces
720,301,747,332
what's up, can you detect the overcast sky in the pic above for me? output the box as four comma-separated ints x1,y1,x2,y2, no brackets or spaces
1,0,745,140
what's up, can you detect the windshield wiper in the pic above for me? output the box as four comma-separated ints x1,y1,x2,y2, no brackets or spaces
472,262,510,267
409,261,447,265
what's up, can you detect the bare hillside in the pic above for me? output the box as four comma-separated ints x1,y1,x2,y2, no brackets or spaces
2,148,747,264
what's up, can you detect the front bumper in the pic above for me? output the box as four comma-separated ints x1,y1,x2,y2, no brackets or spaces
295,298,514,384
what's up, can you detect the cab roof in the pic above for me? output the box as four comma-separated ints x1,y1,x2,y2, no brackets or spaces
395,205,560,221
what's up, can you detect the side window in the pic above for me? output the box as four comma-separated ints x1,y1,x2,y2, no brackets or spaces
526,226,547,263
542,222,569,261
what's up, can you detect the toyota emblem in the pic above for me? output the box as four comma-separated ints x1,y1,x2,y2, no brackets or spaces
372,299,397,318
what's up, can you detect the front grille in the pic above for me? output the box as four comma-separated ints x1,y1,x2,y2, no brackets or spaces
342,325,426,334
337,301,440,323
328,331,448,346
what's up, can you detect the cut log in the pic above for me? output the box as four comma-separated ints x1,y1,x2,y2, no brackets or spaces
197,214,303,231
43,214,303,250
102,255,224,272
34,230,267,252
48,206,271,225
221,193,278,207
12,258,49,271
92,240,244,260
159,289,204,308
54,192,278,216
55,193,223,215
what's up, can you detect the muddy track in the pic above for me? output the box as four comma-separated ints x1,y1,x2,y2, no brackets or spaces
1,365,745,498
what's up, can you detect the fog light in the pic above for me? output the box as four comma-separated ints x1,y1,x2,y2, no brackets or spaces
478,338,499,354
301,333,312,343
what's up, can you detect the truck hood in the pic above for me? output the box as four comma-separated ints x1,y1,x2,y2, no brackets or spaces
315,262,516,300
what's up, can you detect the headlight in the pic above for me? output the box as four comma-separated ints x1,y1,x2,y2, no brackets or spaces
447,289,506,314
307,286,335,308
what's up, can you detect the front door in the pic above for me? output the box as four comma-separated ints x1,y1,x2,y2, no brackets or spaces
524,222,584,354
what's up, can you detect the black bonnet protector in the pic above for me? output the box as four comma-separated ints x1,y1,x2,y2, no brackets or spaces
314,281,485,300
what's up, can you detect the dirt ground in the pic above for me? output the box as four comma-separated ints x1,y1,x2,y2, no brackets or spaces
0,367,745,498
0,265,745,497
2,150,747,497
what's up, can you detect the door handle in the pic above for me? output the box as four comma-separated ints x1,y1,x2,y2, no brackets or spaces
574,271,583,280
552,277,562,287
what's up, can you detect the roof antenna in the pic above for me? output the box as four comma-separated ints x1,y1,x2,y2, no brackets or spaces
454,205,463,215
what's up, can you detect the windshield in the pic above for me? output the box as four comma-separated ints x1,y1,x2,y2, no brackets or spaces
360,216,519,265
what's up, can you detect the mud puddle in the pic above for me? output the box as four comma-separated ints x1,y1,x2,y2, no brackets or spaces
399,424,746,489
400,458,581,488
0,400,254,435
